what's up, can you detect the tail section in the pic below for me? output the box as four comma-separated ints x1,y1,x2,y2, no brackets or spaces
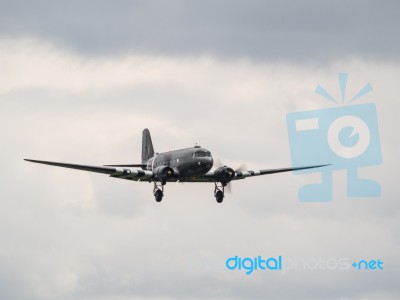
142,128,155,164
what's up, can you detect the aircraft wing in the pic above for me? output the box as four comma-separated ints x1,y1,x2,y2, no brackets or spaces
25,159,328,183
180,164,329,182
24,159,154,181
233,164,330,179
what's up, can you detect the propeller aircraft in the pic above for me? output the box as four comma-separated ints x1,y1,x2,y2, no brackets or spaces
25,129,327,203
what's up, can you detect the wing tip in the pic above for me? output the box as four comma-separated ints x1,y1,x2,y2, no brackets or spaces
24,159,41,162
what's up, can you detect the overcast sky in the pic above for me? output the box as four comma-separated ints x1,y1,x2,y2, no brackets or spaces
1,0,400,61
0,1,399,300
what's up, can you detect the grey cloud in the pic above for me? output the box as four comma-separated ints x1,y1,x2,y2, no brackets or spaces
0,0,399,61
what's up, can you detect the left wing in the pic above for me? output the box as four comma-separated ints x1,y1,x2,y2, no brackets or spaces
179,164,330,182
233,165,330,179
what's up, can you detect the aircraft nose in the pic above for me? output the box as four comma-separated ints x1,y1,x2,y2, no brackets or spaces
197,157,213,168
204,157,213,165
206,157,213,169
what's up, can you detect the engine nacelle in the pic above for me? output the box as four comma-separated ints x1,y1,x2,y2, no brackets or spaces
214,166,235,185
153,166,175,184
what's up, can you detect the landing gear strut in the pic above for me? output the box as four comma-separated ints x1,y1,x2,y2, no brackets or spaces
153,182,165,202
214,182,225,203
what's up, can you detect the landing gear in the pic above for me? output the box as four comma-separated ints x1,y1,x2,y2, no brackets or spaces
214,182,225,203
154,189,163,202
153,182,164,202
215,190,224,203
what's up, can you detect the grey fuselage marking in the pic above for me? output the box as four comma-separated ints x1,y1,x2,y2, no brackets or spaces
145,146,213,177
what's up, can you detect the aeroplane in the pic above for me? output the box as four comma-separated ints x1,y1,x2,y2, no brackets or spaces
25,128,327,203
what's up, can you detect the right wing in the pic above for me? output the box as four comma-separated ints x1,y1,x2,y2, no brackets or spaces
24,159,153,181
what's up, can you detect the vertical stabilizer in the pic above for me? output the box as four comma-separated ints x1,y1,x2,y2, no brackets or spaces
142,128,155,163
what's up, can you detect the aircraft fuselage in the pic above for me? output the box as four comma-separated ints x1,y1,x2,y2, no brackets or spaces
145,146,213,177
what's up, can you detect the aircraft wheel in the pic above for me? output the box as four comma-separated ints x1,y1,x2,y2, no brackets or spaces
155,189,163,202
215,190,224,203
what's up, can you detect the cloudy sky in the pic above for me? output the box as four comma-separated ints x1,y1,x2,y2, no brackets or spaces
1,1,399,299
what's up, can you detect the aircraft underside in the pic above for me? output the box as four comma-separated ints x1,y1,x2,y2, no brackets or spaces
110,168,239,203
150,180,229,203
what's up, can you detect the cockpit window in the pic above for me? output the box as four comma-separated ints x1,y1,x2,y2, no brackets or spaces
194,151,210,157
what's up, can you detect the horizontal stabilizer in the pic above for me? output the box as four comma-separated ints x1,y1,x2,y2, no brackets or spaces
104,164,146,168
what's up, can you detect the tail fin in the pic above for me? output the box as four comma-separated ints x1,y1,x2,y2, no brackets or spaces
142,128,155,163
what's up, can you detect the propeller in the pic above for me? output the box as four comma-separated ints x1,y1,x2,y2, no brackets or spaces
214,158,224,169
214,158,247,193
226,164,247,193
